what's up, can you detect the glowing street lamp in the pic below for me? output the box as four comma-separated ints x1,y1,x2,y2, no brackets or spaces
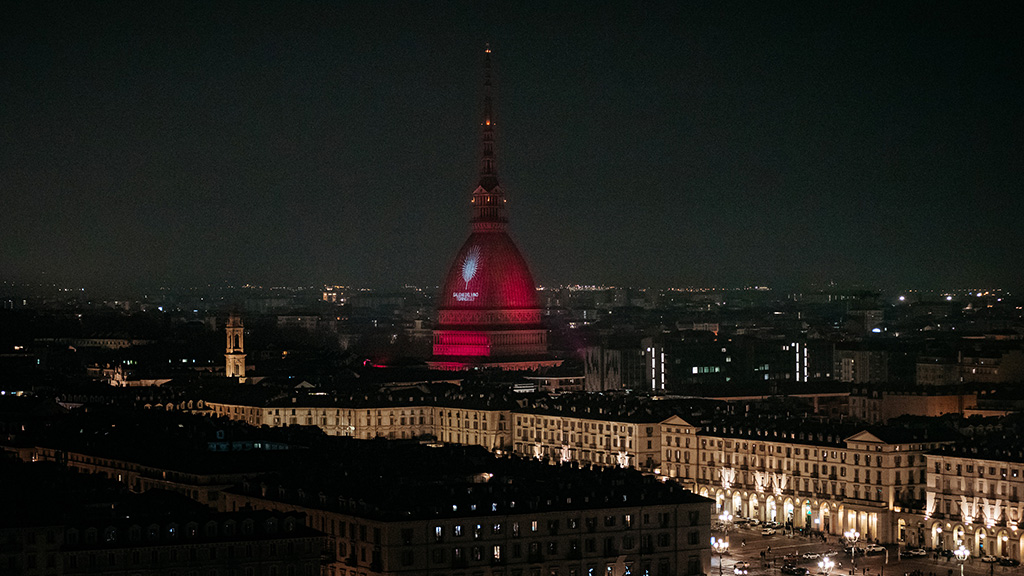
819,557,835,576
953,544,970,576
712,538,730,576
719,512,733,533
844,530,860,574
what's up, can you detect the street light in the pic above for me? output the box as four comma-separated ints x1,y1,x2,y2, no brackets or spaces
819,557,835,576
719,512,734,533
712,538,730,576
954,544,970,576
844,530,860,575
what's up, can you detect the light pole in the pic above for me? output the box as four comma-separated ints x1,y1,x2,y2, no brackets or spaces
954,544,970,576
844,530,860,575
719,512,733,534
819,557,835,576
713,538,730,576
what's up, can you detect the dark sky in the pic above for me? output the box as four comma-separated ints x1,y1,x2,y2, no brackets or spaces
1,1,1021,291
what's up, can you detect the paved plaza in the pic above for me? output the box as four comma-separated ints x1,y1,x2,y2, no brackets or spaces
712,524,1020,576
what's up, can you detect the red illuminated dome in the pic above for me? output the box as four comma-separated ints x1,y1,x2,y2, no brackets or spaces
438,232,539,311
429,46,560,371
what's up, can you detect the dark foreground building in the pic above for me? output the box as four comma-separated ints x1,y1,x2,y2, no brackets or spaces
429,47,560,372
0,456,326,576
222,441,713,576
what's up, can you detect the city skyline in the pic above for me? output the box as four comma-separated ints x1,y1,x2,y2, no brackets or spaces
1,2,1021,292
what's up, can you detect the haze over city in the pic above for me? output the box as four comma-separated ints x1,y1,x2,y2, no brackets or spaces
1,1,1020,292
5,5,1024,576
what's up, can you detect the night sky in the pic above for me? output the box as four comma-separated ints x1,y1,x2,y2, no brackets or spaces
2,2,1021,292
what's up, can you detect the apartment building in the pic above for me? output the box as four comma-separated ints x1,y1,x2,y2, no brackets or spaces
924,446,1024,559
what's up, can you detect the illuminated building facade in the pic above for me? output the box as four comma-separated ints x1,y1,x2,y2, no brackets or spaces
923,448,1024,560
429,47,559,371
193,393,1022,557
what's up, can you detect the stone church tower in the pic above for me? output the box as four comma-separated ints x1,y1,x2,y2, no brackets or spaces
225,312,246,380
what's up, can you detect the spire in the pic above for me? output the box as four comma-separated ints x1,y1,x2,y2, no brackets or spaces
472,43,507,229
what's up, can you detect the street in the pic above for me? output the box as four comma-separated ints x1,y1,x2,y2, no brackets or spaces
711,524,1021,576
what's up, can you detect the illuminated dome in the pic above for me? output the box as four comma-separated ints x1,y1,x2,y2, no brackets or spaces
437,231,539,312
429,46,560,371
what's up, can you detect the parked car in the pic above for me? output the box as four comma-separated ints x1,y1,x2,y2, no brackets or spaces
905,548,927,557
998,557,1020,567
864,544,886,554
749,519,761,526
801,552,821,560
761,527,777,536
823,550,839,557
781,565,809,576
979,555,998,563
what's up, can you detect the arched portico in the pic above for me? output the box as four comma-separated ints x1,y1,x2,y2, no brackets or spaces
801,500,812,529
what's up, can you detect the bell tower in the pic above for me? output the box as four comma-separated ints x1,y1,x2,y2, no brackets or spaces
225,312,246,380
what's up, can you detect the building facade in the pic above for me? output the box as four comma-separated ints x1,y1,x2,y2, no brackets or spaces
923,448,1024,559
193,394,1024,559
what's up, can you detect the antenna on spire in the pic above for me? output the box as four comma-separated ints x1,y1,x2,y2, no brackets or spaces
478,43,498,191
472,43,506,227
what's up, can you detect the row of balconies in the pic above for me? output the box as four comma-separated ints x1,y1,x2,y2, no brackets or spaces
937,486,1016,499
